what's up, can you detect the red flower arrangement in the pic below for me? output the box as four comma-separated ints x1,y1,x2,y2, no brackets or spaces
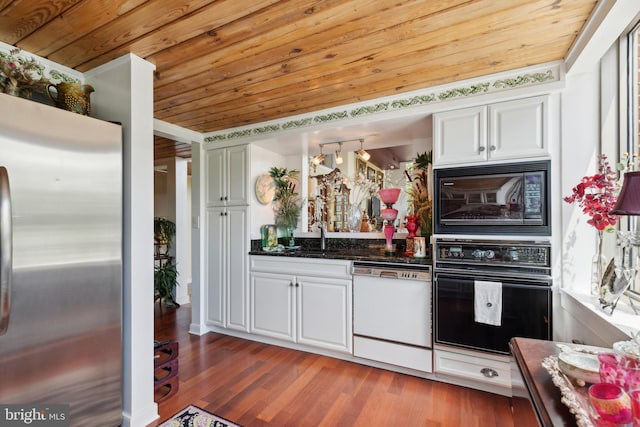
564,154,618,231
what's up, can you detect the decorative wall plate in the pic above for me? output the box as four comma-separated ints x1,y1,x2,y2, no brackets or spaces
255,173,275,204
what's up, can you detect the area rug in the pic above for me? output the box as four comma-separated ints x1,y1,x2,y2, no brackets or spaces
159,405,242,427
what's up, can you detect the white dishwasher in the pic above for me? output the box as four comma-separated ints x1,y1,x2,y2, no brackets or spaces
352,261,433,373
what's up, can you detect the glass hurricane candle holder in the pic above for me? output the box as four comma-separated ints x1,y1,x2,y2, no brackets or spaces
630,389,640,426
588,382,633,425
599,353,640,393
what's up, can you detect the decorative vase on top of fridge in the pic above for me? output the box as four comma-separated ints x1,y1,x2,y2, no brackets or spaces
0,93,122,426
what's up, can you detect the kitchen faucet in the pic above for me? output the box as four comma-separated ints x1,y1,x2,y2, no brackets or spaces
319,222,327,251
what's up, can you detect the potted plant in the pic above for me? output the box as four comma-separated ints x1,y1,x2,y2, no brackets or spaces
154,261,179,307
154,217,176,254
407,151,433,238
269,167,303,246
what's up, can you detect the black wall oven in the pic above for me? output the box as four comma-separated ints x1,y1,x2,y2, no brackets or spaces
434,239,552,355
434,160,551,235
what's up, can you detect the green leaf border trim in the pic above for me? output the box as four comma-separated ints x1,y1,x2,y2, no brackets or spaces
204,68,557,144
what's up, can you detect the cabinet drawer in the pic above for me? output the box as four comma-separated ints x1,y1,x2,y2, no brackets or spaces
354,336,433,373
250,256,351,279
434,348,511,389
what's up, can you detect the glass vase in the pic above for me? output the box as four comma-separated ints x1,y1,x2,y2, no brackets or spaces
348,205,362,232
591,230,607,297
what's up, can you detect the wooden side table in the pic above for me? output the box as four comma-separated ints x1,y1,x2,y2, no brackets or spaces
510,337,577,426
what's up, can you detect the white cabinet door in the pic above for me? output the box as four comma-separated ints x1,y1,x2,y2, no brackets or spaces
433,105,487,166
488,95,548,161
206,205,248,331
205,148,226,207
226,145,249,206
296,275,352,353
205,207,226,327
205,145,248,207
226,206,248,332
250,272,296,342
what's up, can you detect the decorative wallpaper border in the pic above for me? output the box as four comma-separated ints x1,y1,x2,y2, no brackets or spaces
204,68,558,144
0,49,80,85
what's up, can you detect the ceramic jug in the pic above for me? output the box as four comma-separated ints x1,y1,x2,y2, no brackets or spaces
46,82,94,115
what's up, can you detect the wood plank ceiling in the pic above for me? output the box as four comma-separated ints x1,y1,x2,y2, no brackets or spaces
1,0,598,161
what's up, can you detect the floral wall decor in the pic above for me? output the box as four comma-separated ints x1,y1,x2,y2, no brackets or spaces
0,48,54,98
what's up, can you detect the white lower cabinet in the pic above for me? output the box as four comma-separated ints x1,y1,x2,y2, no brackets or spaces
250,272,295,342
250,256,352,354
434,347,512,394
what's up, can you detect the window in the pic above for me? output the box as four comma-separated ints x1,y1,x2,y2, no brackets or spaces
624,20,640,294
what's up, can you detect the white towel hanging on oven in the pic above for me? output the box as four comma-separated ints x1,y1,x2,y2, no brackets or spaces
474,280,502,326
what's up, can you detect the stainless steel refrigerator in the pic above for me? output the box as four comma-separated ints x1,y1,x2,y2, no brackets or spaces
0,93,122,426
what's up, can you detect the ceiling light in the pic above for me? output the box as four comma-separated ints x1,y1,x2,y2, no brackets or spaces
356,139,370,162
335,142,343,165
312,145,325,165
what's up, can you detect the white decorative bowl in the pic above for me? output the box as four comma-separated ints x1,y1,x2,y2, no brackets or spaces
558,351,601,385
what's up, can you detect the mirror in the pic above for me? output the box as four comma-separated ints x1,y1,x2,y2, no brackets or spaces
308,147,414,233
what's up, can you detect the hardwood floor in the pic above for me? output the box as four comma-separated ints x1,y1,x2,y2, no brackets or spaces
149,304,516,427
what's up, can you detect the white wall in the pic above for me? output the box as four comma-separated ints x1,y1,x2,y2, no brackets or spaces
249,144,287,239
559,66,602,294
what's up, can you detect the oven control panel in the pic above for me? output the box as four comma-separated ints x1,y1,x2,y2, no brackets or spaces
435,240,550,267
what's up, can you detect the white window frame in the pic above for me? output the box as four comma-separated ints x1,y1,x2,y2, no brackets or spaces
620,20,640,297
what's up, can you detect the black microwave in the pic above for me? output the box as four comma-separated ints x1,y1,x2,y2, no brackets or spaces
433,160,551,235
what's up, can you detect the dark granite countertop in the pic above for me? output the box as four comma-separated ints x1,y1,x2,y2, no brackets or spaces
248,247,431,265
249,237,432,266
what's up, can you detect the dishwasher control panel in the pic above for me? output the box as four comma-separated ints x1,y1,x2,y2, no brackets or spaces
352,263,431,281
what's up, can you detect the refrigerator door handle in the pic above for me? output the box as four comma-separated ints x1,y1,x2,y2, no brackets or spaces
0,166,12,336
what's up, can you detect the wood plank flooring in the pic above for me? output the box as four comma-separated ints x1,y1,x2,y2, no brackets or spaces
148,304,516,427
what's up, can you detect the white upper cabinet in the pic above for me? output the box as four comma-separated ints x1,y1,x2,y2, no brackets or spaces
433,95,549,166
433,105,487,165
488,95,548,161
206,144,249,206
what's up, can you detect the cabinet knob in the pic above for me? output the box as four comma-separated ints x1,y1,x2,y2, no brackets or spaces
220,196,224,201
224,196,228,201
480,368,498,378
295,282,299,287
479,146,486,152
489,145,496,151
289,282,294,287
